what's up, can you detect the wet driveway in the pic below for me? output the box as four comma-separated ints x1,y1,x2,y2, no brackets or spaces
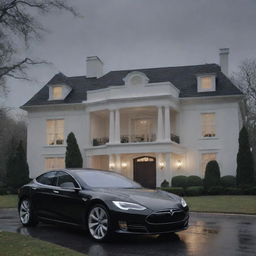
0,208,255,256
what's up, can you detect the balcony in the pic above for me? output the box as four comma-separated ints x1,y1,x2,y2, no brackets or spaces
92,133,180,146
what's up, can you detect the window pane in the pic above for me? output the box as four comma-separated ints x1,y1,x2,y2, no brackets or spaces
45,157,65,170
56,171,78,188
201,77,212,90
36,171,57,186
201,113,216,137
46,119,64,145
52,86,62,99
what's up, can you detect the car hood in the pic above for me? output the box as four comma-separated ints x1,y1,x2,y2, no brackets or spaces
95,188,182,211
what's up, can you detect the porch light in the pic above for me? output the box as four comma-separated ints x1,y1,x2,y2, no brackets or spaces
159,161,165,170
121,162,128,168
176,160,182,169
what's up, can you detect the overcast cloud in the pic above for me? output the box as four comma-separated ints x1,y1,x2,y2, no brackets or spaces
4,0,256,108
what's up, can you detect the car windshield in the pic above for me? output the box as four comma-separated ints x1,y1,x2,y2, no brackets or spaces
76,170,142,188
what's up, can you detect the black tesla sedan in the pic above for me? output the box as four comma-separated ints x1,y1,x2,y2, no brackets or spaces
18,169,189,241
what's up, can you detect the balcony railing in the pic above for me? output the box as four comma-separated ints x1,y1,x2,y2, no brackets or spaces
92,137,109,146
121,134,156,143
171,133,180,144
92,133,180,146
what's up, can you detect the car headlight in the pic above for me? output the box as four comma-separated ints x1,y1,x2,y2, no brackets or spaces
180,198,187,208
112,201,146,211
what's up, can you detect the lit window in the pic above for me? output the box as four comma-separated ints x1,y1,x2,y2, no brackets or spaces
197,75,216,92
201,113,216,137
46,119,64,145
52,86,63,100
45,157,65,170
201,153,216,174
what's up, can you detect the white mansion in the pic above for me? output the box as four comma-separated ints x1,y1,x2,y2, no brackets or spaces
22,49,243,188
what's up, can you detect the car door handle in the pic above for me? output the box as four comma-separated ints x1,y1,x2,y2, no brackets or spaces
53,190,59,194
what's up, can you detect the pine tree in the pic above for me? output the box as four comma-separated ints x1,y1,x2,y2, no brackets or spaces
204,160,221,190
65,132,83,168
236,126,254,186
6,141,30,191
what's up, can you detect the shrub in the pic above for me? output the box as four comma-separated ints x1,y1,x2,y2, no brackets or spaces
204,160,221,191
160,180,169,188
244,186,256,195
0,187,7,195
186,176,203,187
65,132,83,168
208,186,224,195
161,187,185,196
236,126,254,186
185,186,204,196
224,187,242,195
220,175,236,187
171,176,188,188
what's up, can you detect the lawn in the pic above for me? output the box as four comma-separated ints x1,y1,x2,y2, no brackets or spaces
0,195,18,208
0,195,256,214
184,195,256,214
0,231,85,256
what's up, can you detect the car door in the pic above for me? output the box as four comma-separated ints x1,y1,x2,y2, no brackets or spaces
52,171,86,224
31,171,59,220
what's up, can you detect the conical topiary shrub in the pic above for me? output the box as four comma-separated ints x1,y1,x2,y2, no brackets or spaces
65,132,83,168
204,160,221,191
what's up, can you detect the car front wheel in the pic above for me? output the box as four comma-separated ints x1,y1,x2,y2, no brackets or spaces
19,199,38,227
88,204,112,241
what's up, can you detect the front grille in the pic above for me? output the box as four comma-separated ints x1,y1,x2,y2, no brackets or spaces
146,209,187,224
127,224,148,233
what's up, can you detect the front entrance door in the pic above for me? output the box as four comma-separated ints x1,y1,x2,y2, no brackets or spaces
133,156,156,188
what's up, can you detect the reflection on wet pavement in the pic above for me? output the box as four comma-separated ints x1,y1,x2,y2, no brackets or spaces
0,209,256,256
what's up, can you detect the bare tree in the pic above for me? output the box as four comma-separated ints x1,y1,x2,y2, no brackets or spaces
232,59,256,176
0,0,79,94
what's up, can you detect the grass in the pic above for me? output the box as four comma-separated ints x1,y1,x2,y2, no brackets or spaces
0,195,256,214
0,195,18,208
184,195,256,214
0,231,85,256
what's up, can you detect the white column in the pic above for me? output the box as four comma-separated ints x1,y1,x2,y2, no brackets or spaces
115,109,120,143
165,153,171,183
109,110,115,143
157,106,164,141
164,106,170,141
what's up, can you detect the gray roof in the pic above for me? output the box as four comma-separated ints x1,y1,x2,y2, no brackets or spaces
22,63,243,107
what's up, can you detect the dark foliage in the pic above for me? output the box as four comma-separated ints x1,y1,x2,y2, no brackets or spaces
186,175,203,187
204,160,221,190
171,175,188,188
220,175,236,187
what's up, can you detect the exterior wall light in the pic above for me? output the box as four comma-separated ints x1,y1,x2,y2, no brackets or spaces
109,162,115,169
177,160,182,169
121,162,128,168
159,161,165,170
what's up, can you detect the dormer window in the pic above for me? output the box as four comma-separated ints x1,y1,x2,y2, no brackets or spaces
197,74,216,92
48,84,71,101
52,86,63,100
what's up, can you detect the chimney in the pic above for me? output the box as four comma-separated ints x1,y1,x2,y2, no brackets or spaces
219,48,229,76
86,56,103,78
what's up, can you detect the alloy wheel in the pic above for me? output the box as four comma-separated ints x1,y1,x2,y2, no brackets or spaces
19,200,30,225
88,206,109,240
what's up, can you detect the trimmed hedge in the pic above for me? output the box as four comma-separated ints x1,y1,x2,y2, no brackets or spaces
208,186,224,195
160,180,169,188
220,176,236,187
161,187,185,196
204,160,221,191
187,176,203,187
185,186,204,196
224,187,242,195
171,176,188,188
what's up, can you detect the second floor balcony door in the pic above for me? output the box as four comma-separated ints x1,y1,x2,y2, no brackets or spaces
132,118,153,142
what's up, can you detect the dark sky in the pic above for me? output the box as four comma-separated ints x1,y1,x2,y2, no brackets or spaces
4,0,256,108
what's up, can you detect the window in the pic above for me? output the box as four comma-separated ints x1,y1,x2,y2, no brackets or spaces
201,113,216,137
56,171,79,188
52,86,63,100
45,157,65,170
201,153,216,174
46,119,64,145
36,171,57,186
197,75,216,92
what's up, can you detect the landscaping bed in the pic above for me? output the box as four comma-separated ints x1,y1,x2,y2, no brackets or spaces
0,231,85,256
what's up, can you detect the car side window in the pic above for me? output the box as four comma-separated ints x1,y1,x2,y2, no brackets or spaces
56,171,79,188
36,171,57,186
